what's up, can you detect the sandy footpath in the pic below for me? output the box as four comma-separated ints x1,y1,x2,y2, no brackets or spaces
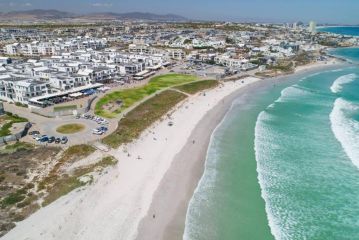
2,77,260,240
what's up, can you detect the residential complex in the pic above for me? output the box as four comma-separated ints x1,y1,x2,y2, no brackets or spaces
0,21,358,108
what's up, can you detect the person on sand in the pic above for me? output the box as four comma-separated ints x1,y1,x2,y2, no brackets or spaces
193,140,195,144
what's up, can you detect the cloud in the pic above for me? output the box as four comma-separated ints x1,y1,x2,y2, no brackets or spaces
23,3,32,7
90,3,113,7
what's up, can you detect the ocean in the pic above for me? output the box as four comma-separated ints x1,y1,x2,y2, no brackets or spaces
320,26,359,36
184,47,359,239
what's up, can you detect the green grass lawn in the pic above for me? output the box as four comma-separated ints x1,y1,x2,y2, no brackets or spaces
174,80,219,94
103,90,187,148
95,73,198,118
53,105,77,112
0,113,28,137
56,124,85,134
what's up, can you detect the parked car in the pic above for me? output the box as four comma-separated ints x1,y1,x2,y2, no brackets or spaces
99,119,109,125
55,137,61,144
61,136,68,144
92,129,103,135
39,136,49,142
29,131,40,135
34,134,42,141
99,126,108,132
48,136,55,143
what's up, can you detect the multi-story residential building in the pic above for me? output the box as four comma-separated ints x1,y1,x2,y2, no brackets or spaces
0,75,51,104
3,37,108,56
0,57,11,65
168,49,185,60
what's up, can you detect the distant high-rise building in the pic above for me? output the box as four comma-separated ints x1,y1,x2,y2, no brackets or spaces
309,21,317,34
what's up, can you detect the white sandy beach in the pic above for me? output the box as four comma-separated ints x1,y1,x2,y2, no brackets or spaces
2,77,261,240
1,59,343,240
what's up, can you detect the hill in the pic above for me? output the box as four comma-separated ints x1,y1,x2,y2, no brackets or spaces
0,9,187,22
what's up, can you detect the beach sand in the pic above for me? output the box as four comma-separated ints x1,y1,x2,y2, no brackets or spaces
2,77,260,240
1,60,342,240
135,78,267,240
135,59,344,240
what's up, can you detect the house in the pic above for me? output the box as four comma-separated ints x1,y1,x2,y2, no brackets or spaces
0,75,50,104
0,57,11,65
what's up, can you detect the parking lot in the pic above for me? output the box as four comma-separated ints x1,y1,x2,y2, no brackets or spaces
27,114,116,146
2,102,117,146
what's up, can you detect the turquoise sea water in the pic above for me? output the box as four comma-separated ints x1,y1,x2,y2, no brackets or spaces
184,49,359,239
328,47,359,64
320,26,359,36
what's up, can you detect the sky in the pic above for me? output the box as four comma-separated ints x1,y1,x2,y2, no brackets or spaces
0,0,358,24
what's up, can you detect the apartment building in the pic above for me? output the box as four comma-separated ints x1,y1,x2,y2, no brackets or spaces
3,37,108,56
0,75,50,104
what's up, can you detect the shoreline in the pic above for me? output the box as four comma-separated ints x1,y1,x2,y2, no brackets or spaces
1,77,261,240
1,60,345,240
135,59,344,240
135,76,264,240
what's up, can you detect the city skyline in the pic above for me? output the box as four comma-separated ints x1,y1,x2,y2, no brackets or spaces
0,0,358,24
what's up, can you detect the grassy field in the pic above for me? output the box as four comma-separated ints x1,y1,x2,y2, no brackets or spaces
174,80,219,94
0,113,28,137
53,105,77,112
95,73,198,118
56,123,85,134
103,90,187,148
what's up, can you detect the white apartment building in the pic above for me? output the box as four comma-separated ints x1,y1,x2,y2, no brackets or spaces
0,75,50,104
3,37,107,56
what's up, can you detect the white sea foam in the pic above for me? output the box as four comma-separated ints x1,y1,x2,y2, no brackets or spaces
331,68,344,73
330,73,357,93
275,85,310,103
254,111,285,240
183,100,235,240
330,98,359,169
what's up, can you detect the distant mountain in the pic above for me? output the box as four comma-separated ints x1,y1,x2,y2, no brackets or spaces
80,12,187,21
0,9,187,22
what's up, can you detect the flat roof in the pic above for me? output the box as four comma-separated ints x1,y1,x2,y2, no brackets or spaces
29,83,103,104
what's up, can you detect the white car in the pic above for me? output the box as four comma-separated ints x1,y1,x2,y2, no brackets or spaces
92,129,103,135
34,135,42,141
99,120,109,125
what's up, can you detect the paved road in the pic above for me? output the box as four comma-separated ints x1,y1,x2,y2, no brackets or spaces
3,103,117,146
3,67,203,146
